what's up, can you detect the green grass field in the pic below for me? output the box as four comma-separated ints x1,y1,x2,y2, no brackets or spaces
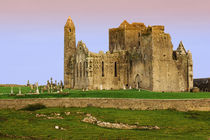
0,107,209,140
0,86,210,99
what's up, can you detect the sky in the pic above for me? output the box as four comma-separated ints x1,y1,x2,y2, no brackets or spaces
0,0,209,85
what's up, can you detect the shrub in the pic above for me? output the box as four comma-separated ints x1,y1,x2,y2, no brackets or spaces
21,103,46,111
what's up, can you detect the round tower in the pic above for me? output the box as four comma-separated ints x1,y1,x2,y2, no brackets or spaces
64,16,76,88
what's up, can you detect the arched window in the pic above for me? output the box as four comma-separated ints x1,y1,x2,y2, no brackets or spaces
86,61,88,77
130,60,132,74
138,32,141,37
80,62,82,77
83,62,85,77
114,62,117,77
76,63,78,77
102,61,104,77
69,28,71,32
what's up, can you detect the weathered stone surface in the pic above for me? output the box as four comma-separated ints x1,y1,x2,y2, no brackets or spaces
64,17,193,92
82,114,160,130
0,98,209,111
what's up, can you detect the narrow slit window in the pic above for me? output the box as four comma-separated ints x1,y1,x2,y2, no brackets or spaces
83,62,85,77
76,63,78,77
80,62,82,77
69,28,71,32
130,60,132,74
102,61,104,77
114,62,117,77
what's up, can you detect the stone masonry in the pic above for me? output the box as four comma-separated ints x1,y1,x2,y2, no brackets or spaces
64,16,193,92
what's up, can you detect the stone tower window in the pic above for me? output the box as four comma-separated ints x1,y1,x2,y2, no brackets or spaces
130,60,132,73
76,63,78,77
69,28,71,32
102,61,104,77
83,62,85,77
138,32,140,37
138,41,140,47
114,62,117,77
80,62,82,77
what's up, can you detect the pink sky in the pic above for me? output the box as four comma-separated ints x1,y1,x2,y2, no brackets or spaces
0,0,209,84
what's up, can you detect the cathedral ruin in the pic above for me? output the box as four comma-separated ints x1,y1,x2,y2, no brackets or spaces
64,16,193,92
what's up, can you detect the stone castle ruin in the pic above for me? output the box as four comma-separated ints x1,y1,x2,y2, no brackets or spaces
64,16,193,92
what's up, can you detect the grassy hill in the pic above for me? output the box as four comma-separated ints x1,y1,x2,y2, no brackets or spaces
0,107,209,140
0,86,210,99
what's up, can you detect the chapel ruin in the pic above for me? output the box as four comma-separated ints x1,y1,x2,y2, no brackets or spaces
64,16,193,92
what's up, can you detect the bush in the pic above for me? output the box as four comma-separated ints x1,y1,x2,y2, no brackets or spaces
21,103,46,111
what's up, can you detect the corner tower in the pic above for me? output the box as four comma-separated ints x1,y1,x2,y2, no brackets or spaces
64,16,76,88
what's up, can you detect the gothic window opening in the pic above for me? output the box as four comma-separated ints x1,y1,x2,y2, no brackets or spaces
69,28,71,32
76,63,78,77
83,62,85,77
130,60,132,74
138,41,140,47
114,62,117,77
102,61,104,77
86,62,88,68
80,62,82,77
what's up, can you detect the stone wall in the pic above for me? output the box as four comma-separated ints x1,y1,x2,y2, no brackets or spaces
151,26,193,92
0,98,209,112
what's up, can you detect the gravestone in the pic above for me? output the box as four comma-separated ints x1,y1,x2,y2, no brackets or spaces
11,87,13,94
16,87,24,96
36,82,39,94
19,87,21,94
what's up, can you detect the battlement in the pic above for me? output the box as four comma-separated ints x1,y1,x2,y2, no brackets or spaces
109,20,146,31
151,25,164,31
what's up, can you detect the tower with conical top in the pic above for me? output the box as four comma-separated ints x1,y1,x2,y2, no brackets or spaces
64,16,76,88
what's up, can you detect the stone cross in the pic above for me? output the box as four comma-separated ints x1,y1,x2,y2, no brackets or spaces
47,80,50,87
60,80,63,89
36,82,39,94
11,87,13,94
55,80,57,86
19,87,21,94
27,80,30,86
57,82,60,90
50,84,53,93
50,77,53,86
60,85,63,92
